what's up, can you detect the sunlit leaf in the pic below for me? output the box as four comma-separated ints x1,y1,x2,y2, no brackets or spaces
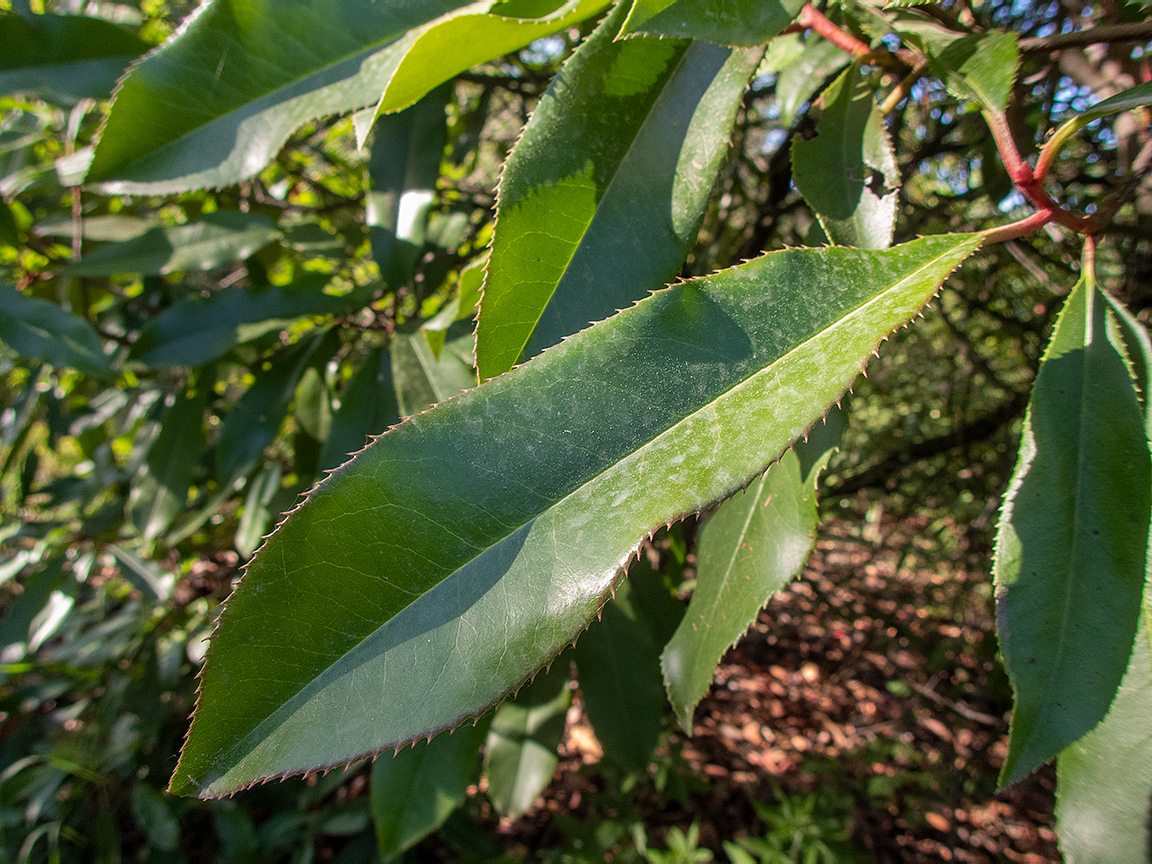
792,63,898,249
169,234,979,797
477,2,763,379
663,410,842,731
618,0,803,46
1055,605,1152,863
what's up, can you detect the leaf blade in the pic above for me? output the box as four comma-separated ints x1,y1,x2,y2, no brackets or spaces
171,234,981,797
993,267,1152,786
476,4,763,378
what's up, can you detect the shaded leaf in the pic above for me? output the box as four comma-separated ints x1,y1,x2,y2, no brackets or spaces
792,62,898,249
573,575,667,771
477,3,763,379
214,329,338,483
131,275,357,369
391,329,475,417
0,280,109,377
66,212,280,277
371,719,488,858
993,265,1151,786
128,380,208,541
484,666,571,819
108,545,175,601
1073,79,1152,126
1055,606,1152,863
320,347,401,472
663,410,842,731
168,234,980,798
618,0,803,46
0,12,147,104
235,461,283,559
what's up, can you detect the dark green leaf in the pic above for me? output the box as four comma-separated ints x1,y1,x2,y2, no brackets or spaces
1055,607,1152,863
994,267,1151,786
65,212,280,277
484,666,571,819
169,234,979,797
108,545,175,601
477,2,763,379
214,330,338,483
321,347,401,472
0,13,148,103
618,0,803,46
792,63,898,249
131,275,356,369
0,280,110,377
235,461,283,559
663,412,841,732
128,380,208,541
293,367,331,442
573,576,667,771
370,719,488,858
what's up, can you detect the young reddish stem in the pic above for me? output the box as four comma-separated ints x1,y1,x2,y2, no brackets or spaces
798,4,870,57
981,209,1055,245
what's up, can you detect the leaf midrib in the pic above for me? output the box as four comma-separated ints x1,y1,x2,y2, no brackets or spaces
209,240,968,777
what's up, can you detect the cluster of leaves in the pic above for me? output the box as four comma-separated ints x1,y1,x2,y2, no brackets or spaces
1,0,1152,859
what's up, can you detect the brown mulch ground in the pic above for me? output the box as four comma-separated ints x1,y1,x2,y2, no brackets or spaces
486,516,1062,862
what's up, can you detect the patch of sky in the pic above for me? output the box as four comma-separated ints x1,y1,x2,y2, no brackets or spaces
522,35,566,66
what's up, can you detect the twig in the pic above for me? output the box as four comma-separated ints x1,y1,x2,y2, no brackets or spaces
1020,21,1152,53
905,678,1003,727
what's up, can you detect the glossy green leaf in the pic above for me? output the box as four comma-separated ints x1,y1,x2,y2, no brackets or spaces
484,666,571,819
895,22,1018,114
371,718,488,858
792,63,898,249
84,0,475,193
131,275,356,369
320,347,401,472
66,212,281,277
663,410,842,732
573,574,667,771
128,381,208,541
35,213,154,243
391,330,475,417
0,13,148,104
993,265,1151,786
1075,80,1152,126
477,3,763,379
366,0,609,121
776,36,850,128
108,544,175,601
168,234,980,798
0,280,110,377
1055,605,1152,863
84,0,608,193
293,367,332,443
618,0,803,46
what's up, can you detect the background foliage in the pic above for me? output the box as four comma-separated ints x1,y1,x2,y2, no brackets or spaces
1,0,1150,860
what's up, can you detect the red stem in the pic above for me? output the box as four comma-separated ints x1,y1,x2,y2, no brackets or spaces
798,5,871,58
981,209,1055,245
